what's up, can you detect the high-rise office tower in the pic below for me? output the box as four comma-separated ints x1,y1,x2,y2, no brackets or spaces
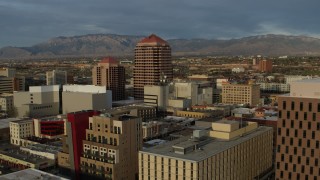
80,114,142,179
276,78,320,180
46,70,67,85
92,57,125,101
133,34,173,99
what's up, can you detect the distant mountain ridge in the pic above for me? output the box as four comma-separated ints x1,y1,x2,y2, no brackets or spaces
1,34,320,59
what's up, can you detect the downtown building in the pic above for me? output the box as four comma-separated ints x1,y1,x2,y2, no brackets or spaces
80,114,142,179
221,81,261,106
58,111,143,180
0,68,25,94
133,34,173,99
139,120,273,180
276,78,320,179
46,70,68,85
92,57,126,101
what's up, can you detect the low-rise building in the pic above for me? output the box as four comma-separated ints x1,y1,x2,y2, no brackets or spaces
33,115,66,139
0,145,55,171
139,120,273,180
9,119,34,146
176,109,223,119
0,168,68,180
20,143,62,160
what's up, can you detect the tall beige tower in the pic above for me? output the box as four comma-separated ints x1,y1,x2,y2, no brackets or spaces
133,34,173,99
92,57,125,101
80,114,143,180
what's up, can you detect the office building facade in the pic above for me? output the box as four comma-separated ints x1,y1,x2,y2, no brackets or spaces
139,120,273,180
276,79,320,179
46,70,67,85
92,57,126,101
133,34,173,99
222,82,260,106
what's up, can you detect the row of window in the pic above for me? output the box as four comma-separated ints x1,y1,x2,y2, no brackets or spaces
282,101,320,112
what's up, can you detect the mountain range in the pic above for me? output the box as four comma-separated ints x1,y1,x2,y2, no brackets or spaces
1,34,320,59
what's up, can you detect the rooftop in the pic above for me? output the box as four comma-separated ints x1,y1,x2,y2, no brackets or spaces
22,143,62,154
0,168,68,180
140,126,272,162
138,34,168,46
99,57,119,64
9,119,33,124
0,118,23,129
0,148,53,165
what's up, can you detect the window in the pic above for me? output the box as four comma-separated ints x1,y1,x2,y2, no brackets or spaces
299,121,303,129
300,102,303,111
304,112,307,120
291,102,295,110
313,113,316,121
287,111,290,119
283,101,287,110
295,112,299,120
309,103,312,111
318,103,320,112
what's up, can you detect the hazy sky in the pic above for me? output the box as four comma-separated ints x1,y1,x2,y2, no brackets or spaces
0,0,319,47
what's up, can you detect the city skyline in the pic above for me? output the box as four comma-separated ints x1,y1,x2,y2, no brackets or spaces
1,0,320,48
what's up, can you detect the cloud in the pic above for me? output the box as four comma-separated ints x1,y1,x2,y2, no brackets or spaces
0,0,320,47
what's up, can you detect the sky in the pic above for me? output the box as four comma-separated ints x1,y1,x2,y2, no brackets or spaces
0,0,319,48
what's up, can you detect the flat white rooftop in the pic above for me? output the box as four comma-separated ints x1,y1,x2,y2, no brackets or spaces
0,168,69,180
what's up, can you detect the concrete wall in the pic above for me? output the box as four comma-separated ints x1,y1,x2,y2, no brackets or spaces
62,91,111,114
